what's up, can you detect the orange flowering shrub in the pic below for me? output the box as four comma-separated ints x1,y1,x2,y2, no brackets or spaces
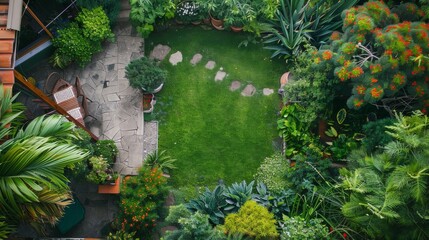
317,1,429,110
115,167,168,238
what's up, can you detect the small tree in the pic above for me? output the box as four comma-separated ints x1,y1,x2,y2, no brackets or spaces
315,1,429,113
223,200,279,239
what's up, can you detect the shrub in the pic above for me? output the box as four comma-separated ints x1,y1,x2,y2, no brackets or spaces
115,167,168,238
86,156,117,184
223,201,279,239
129,0,175,37
94,139,118,164
163,212,224,240
126,57,168,93
165,204,192,225
51,7,114,68
340,112,429,238
75,7,114,43
279,216,328,240
362,118,395,153
315,1,429,112
254,153,290,194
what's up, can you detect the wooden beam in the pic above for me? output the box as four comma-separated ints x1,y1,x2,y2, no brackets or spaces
23,3,53,39
14,70,98,141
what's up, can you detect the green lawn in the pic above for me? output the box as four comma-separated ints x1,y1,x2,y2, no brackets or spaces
145,26,286,200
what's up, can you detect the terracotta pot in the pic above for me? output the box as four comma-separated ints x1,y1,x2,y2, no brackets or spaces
210,14,224,30
231,26,243,32
191,20,201,25
203,17,210,25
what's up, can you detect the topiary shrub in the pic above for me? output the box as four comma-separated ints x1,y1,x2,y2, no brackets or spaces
254,153,290,194
223,200,279,239
126,57,167,93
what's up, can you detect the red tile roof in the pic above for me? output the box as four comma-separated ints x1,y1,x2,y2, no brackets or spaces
0,0,16,89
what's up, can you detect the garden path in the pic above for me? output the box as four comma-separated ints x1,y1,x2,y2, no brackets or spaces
158,48,275,96
61,22,158,176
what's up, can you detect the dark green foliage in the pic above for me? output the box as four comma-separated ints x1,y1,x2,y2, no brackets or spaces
362,118,395,153
279,216,328,240
288,145,331,191
129,0,175,37
264,0,358,59
277,103,312,157
252,182,293,220
281,46,335,124
340,111,429,239
51,7,114,68
0,216,13,240
125,57,167,93
94,139,118,165
186,185,226,225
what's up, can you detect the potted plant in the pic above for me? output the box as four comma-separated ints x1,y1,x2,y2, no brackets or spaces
94,139,118,165
197,0,226,29
126,56,167,94
86,156,118,185
224,0,256,32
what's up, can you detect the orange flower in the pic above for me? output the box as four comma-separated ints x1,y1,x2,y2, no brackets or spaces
356,85,366,95
370,87,383,99
322,50,333,60
371,78,378,83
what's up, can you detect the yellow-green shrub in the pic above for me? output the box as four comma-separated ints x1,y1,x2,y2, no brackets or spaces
224,200,279,240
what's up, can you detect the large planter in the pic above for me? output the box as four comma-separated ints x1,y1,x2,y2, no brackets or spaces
230,25,243,32
143,93,155,113
210,13,224,30
142,82,164,94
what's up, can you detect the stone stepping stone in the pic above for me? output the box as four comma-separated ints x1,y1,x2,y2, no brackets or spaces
205,60,216,70
215,70,227,81
263,88,274,96
169,51,183,66
190,53,203,66
230,81,241,91
241,84,256,96
149,44,171,61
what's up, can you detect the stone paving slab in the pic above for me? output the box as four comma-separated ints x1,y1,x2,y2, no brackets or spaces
215,70,227,81
230,80,241,91
169,51,183,65
241,84,256,96
263,88,274,96
190,53,202,65
205,60,216,70
150,44,171,61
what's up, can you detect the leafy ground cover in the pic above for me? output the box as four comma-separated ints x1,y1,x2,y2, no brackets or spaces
145,26,286,200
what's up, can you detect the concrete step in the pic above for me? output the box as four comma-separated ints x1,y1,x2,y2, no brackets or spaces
118,10,130,22
121,0,130,10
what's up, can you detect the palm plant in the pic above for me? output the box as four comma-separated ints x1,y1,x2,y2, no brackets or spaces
0,86,88,233
144,150,177,173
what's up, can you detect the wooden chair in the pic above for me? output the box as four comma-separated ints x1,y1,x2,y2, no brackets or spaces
74,76,96,122
44,72,63,96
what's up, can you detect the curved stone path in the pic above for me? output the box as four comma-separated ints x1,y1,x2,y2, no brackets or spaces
150,45,275,96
